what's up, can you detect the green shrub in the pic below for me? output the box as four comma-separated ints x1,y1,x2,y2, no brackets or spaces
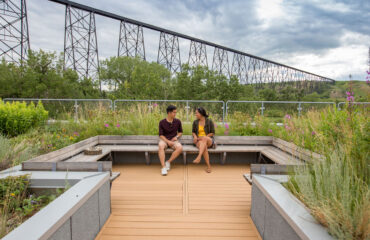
0,100,48,136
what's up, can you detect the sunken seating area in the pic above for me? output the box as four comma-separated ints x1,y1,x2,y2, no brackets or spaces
22,135,321,173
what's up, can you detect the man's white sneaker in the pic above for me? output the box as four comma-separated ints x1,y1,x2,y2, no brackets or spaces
165,161,171,171
161,167,168,176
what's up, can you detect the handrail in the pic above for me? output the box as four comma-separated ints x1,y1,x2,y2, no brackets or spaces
225,100,335,119
113,99,225,123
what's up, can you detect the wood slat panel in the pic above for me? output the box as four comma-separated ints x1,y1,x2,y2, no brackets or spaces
96,164,261,240
272,137,323,162
26,136,99,162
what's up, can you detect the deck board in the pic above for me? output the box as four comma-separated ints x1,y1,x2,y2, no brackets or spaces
96,164,261,240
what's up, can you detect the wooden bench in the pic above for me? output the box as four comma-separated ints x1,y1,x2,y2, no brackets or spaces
22,135,318,172
96,135,273,165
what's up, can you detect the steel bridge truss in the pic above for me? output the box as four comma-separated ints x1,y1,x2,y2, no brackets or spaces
188,40,207,68
157,32,181,73
118,21,145,60
64,4,99,85
42,0,335,88
0,0,30,63
212,47,230,77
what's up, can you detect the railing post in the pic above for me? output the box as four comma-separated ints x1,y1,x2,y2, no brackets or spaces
338,102,344,110
225,101,228,123
148,100,152,112
109,100,113,110
298,102,302,116
260,102,265,116
222,101,225,124
185,100,189,122
74,100,78,122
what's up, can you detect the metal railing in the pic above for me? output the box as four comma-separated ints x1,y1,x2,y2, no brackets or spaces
225,101,336,120
3,98,113,121
113,99,225,122
3,98,368,123
337,102,370,110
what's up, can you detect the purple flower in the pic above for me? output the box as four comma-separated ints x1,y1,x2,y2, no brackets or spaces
224,123,229,129
285,114,291,119
116,123,120,128
311,131,316,136
73,131,79,136
347,96,355,102
224,130,229,136
285,125,291,130
47,144,53,147
214,122,217,128
153,103,158,107
104,123,109,128
268,129,273,133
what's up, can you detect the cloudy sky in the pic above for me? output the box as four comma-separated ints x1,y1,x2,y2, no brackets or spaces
26,0,370,80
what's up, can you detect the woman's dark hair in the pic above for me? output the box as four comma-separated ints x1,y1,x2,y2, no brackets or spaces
166,105,177,113
196,107,209,118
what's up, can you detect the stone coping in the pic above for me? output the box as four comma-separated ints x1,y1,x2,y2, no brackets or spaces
252,174,333,240
1,170,110,240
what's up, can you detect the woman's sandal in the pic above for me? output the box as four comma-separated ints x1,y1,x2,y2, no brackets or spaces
205,167,212,173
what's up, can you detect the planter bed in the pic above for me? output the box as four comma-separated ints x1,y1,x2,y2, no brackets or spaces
250,174,333,240
0,171,110,240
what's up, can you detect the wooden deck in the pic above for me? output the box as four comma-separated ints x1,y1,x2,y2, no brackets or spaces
96,164,261,240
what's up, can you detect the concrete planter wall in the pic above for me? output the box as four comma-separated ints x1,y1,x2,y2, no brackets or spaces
1,171,111,240
251,175,333,240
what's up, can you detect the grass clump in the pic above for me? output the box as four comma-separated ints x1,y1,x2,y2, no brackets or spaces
0,174,67,238
283,107,369,240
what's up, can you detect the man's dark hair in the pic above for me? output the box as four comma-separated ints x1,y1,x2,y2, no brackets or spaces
166,105,177,113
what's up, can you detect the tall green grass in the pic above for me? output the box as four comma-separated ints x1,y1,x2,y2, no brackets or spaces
0,135,38,169
286,146,369,239
281,107,369,240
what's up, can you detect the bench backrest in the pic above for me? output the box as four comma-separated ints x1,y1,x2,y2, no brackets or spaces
26,136,99,163
98,135,273,146
272,137,323,162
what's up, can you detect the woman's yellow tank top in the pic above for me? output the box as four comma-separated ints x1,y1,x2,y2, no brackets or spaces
198,124,206,137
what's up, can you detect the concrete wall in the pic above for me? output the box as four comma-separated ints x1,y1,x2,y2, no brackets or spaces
251,183,301,240
48,181,110,240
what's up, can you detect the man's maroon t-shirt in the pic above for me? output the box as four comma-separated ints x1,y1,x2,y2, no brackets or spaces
159,118,183,140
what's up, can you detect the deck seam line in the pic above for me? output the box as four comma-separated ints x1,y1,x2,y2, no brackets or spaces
184,164,189,215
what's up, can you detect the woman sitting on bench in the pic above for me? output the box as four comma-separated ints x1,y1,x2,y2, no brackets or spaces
192,107,216,173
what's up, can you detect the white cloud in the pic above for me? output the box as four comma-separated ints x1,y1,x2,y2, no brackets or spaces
310,0,352,13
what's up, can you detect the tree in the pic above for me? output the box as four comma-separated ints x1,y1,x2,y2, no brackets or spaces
0,50,100,99
99,56,171,99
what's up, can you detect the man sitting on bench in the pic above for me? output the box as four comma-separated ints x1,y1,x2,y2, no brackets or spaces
158,105,183,176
